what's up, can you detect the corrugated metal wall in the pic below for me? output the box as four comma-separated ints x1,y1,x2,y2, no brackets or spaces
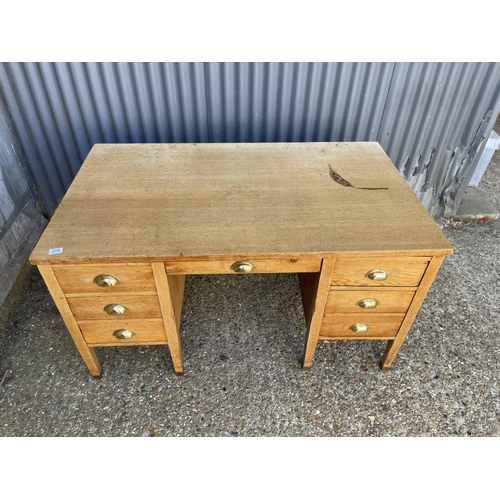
378,62,500,214
0,92,46,307
0,97,35,264
1,62,499,217
203,62,395,143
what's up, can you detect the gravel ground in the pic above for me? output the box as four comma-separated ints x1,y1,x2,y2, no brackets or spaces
1,125,500,438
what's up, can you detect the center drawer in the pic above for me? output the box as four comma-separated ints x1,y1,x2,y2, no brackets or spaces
165,256,321,274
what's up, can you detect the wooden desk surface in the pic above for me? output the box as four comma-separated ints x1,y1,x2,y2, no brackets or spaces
30,142,452,264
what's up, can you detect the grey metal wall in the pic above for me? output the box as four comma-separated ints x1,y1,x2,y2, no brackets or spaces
1,62,499,217
378,62,500,215
0,91,46,307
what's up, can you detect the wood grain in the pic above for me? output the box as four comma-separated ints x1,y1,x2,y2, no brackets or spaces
168,274,186,331
152,262,185,374
325,289,415,314
52,264,156,294
319,313,404,338
67,294,162,320
37,266,101,376
298,272,320,326
330,257,430,287
301,257,336,369
30,143,453,375
380,255,447,370
166,256,321,274
79,318,167,344
30,143,453,265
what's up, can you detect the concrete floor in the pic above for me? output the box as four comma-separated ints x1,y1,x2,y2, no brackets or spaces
1,127,500,437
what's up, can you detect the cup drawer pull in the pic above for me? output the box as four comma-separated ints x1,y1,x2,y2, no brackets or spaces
356,298,379,309
93,274,120,287
349,323,370,333
365,269,390,281
103,303,129,315
112,329,135,339
230,261,256,273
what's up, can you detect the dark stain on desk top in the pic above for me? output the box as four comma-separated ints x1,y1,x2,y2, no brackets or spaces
329,164,388,190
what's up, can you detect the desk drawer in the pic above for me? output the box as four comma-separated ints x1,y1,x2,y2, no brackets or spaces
325,289,415,314
319,314,404,339
67,295,161,320
330,257,429,287
53,264,156,294
79,318,167,345
165,256,321,274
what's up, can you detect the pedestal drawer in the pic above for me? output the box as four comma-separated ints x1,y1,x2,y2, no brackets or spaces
319,314,405,339
325,289,415,314
79,318,167,345
67,295,162,320
330,257,430,287
53,264,156,294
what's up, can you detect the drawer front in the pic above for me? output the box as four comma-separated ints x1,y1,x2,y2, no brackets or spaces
325,290,415,314
79,319,167,345
67,295,161,320
53,264,156,294
319,314,404,339
165,256,322,274
330,257,429,287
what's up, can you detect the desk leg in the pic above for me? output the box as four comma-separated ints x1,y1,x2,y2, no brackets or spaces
152,263,185,375
301,257,336,370
380,255,446,370
38,265,102,377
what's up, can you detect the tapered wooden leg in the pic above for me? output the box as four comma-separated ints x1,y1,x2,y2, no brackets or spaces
379,340,398,371
152,263,185,375
301,258,336,370
38,266,102,376
379,255,446,370
72,346,101,377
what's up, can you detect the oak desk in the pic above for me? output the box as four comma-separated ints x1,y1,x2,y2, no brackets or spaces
30,143,453,376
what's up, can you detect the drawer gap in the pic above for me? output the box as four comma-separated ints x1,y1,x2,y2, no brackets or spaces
64,291,159,297
329,286,418,292
318,336,396,341
88,341,169,347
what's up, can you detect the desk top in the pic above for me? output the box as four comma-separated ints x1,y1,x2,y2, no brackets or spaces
30,142,452,264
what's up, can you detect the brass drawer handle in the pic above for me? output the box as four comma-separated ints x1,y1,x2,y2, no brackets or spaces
349,323,370,333
365,269,390,281
356,298,379,309
230,261,256,273
93,274,120,287
112,329,135,340
103,303,129,315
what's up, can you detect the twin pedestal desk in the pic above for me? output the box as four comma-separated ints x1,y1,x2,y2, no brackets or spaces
29,143,453,376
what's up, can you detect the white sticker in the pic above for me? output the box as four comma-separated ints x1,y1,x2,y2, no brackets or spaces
49,247,63,255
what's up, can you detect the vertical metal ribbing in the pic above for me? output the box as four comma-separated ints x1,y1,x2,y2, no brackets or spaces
1,62,498,216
